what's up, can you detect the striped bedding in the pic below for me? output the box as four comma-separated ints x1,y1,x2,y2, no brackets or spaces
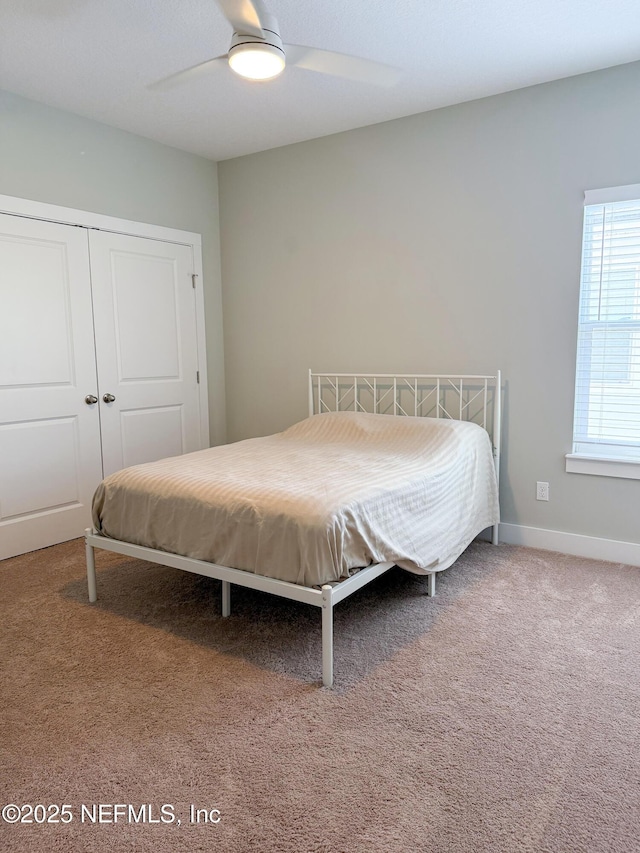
92,411,499,587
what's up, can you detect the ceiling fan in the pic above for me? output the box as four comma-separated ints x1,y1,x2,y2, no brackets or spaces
150,0,400,90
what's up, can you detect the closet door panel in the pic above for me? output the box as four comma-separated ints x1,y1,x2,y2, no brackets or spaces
89,231,202,477
0,214,103,560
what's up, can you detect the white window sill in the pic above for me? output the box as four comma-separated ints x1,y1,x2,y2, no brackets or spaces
565,454,640,480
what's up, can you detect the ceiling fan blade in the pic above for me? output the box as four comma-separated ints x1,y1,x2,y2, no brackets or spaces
285,44,401,88
148,56,228,91
215,0,265,38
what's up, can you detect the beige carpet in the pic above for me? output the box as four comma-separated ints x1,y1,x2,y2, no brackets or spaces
1,538,639,853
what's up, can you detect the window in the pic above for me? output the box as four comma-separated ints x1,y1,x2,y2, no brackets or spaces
567,184,640,479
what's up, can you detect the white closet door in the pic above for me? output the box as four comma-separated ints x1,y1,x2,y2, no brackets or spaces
0,214,103,560
89,231,202,477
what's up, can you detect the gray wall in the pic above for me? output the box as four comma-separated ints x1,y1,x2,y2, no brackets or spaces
219,60,640,545
0,90,226,446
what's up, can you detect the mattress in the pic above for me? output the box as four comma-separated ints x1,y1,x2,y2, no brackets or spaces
92,411,499,587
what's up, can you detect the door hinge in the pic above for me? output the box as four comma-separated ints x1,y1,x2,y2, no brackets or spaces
191,274,197,289
196,370,200,384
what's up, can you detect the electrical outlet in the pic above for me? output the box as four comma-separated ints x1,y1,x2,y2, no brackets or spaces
536,481,549,501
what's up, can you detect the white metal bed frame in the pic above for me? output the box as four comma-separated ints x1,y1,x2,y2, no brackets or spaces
85,370,502,687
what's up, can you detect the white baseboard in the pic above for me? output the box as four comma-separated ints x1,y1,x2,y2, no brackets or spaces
498,523,640,568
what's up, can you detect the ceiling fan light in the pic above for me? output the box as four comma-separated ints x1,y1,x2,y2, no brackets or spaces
228,44,285,81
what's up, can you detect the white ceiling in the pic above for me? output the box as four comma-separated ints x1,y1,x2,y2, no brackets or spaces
2,0,640,162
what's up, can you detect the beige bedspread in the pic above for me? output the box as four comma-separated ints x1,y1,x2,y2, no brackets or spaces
92,411,499,587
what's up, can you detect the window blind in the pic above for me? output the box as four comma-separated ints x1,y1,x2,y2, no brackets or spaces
572,187,640,461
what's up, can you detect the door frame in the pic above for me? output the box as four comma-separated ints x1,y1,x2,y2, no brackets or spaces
0,193,209,448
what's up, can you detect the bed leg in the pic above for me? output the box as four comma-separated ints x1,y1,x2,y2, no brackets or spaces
85,528,97,603
492,523,500,546
321,585,334,687
221,581,231,617
427,572,436,598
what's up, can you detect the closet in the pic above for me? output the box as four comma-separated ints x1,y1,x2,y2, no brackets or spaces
0,206,208,560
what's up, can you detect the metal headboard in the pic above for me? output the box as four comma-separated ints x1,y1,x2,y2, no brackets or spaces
308,371,502,485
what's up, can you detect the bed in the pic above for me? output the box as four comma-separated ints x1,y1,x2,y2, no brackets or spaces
86,371,502,686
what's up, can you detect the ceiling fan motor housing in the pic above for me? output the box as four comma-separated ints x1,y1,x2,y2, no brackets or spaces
229,13,285,64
